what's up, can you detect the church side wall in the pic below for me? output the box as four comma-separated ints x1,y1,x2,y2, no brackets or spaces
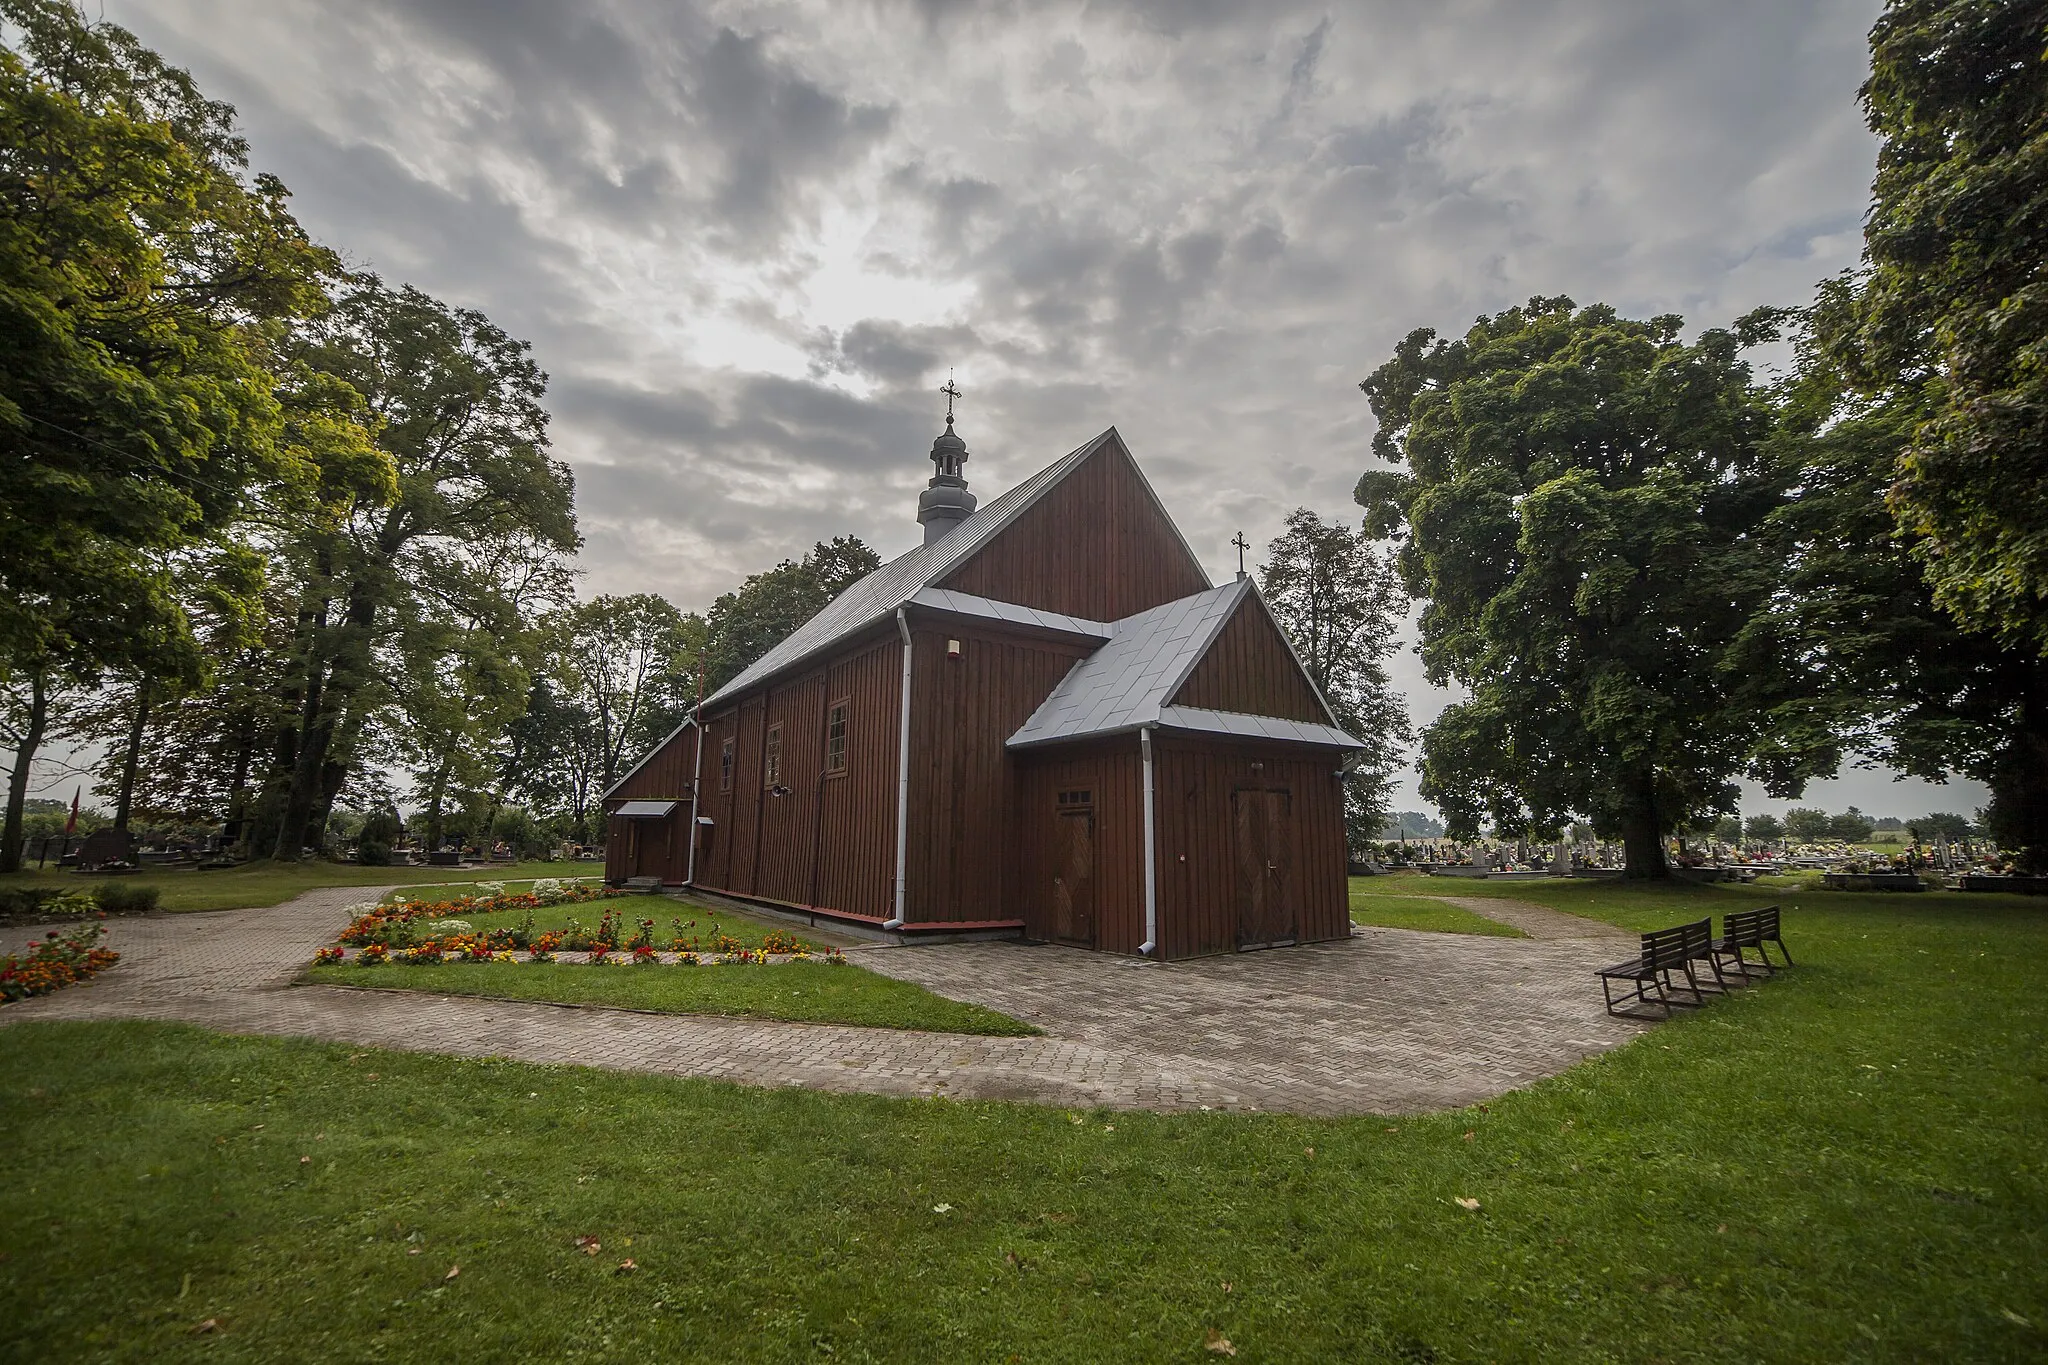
1012,738,1146,953
902,621,1098,925
687,627,901,921
936,441,1211,621
1151,736,1350,959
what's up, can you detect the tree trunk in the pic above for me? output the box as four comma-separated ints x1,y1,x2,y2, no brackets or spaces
113,677,153,833
1995,658,2048,874
1618,771,1670,879
1,671,50,874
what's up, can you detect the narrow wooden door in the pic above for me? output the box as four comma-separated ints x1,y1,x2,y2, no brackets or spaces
1233,787,1295,949
1051,792,1096,947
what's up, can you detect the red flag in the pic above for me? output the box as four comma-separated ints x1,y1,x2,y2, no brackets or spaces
64,787,79,835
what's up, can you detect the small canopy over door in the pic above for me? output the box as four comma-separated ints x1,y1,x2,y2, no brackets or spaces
615,800,679,818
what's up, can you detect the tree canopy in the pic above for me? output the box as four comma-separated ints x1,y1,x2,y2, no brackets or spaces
1357,298,1804,877
1812,0,2048,658
701,536,880,691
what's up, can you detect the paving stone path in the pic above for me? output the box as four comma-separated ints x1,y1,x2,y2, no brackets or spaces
2,886,1645,1116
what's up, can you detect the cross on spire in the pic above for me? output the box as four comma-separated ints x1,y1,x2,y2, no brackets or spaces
939,372,962,426
1232,530,1250,580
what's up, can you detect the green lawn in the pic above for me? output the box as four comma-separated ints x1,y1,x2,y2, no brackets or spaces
1348,884,1526,937
0,861,588,914
304,958,1035,1035
5,881,2046,1361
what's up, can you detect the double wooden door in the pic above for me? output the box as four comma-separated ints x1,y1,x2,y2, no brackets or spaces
1233,787,1295,950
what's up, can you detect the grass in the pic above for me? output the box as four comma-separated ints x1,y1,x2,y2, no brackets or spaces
0,861,584,914
302,959,1037,1035
1347,884,1526,937
5,880,2046,1361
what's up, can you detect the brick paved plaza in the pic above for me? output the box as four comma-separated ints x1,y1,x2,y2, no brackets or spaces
2,886,1644,1115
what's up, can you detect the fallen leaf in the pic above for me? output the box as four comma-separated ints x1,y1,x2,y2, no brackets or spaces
616,1259,637,1274
575,1236,602,1256
407,1248,421,1256
1462,1131,1475,1142
299,1155,311,1165
1303,1147,1315,1159
443,1264,460,1282
1384,1127,1398,1134
1716,1224,1727,1234
1204,1328,1236,1356
190,1318,220,1335
1221,1281,1233,1294
1454,1197,1481,1212
2004,1309,2033,1328
932,1203,953,1214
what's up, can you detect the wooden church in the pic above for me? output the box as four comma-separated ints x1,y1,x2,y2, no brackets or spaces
603,407,1365,959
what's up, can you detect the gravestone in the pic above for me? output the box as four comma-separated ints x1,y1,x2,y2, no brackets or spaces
77,828,136,871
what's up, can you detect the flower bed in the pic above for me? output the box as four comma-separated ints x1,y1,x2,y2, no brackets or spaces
316,942,847,969
0,921,120,1002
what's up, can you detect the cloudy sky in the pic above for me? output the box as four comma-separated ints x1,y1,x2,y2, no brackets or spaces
103,0,1988,819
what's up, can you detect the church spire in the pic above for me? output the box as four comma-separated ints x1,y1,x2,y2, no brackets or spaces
917,372,977,544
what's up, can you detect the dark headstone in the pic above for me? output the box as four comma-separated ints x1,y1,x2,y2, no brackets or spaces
77,828,137,871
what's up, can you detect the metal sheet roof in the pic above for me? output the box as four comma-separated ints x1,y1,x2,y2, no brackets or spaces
1155,705,1364,750
614,799,680,817
905,587,1111,642
701,428,1139,710
1007,579,1250,748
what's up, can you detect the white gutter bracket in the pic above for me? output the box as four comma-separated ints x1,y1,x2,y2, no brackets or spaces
886,608,913,930
1139,724,1158,956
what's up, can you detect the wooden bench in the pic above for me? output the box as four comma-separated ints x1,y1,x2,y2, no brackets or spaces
1714,905,1791,978
1597,919,1711,1020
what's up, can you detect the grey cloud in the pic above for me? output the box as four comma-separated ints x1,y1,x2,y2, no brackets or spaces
105,0,1900,812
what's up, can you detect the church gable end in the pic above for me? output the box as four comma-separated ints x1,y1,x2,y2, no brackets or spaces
1169,593,1330,723
937,436,1209,620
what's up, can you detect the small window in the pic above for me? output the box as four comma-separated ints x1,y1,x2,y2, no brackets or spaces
764,724,783,788
825,700,849,775
719,738,734,792
1057,789,1093,807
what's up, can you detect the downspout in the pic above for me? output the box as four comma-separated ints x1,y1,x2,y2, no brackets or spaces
683,714,704,885
683,662,705,885
885,608,914,929
1139,725,1158,956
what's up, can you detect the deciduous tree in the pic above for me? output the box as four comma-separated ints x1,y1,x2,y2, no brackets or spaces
1257,509,1412,854
1357,298,1805,877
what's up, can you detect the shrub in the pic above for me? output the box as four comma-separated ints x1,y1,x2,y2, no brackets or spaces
357,840,393,866
0,887,65,919
93,882,160,915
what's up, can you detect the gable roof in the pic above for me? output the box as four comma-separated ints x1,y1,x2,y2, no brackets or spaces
702,428,1140,710
1007,579,1250,748
1007,578,1362,750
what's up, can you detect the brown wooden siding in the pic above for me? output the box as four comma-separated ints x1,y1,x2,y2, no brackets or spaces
902,622,1096,924
937,438,1210,620
687,626,903,920
1013,738,1145,953
1151,736,1349,959
1171,596,1330,723
606,722,701,802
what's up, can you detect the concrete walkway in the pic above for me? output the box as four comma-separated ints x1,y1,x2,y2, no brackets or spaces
1,887,1645,1116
